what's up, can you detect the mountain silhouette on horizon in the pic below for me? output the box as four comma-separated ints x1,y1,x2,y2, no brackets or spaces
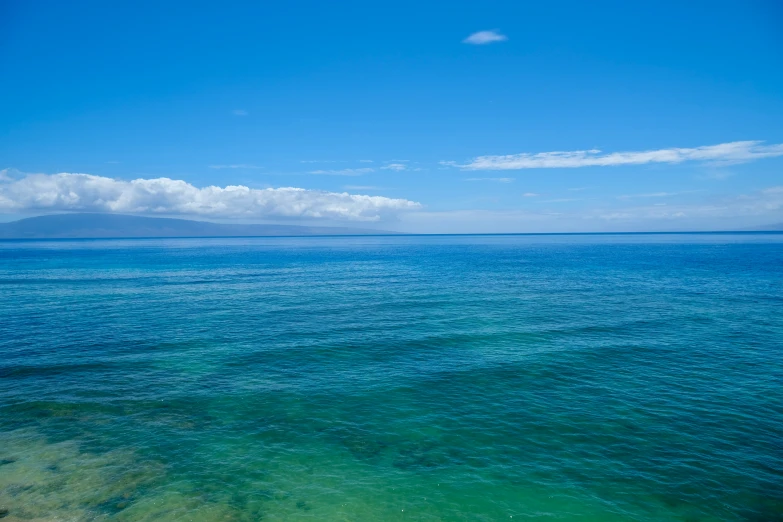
0,213,397,239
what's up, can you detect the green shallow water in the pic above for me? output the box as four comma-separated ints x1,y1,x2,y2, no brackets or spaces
1,234,782,521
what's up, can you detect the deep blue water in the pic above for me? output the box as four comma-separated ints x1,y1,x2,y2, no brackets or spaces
1,234,782,521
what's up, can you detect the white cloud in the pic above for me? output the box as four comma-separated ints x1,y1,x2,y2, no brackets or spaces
209,164,263,170
232,109,248,116
523,192,540,197
308,168,374,176
0,172,420,222
465,177,514,183
358,160,374,163
617,190,701,200
381,163,407,171
451,141,783,170
463,30,508,45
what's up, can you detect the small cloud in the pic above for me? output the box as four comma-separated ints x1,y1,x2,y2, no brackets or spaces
701,168,734,180
523,192,540,197
358,160,374,163
232,109,248,116
300,160,339,164
465,177,515,183
568,187,587,191
544,198,580,203
309,168,374,176
463,30,508,45
209,164,263,170
381,163,407,171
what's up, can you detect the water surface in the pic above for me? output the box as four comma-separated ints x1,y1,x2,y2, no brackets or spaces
1,234,782,521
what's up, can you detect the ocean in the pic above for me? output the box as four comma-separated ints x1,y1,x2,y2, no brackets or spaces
1,234,781,521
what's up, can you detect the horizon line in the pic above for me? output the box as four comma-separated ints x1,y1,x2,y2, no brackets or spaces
1,230,782,242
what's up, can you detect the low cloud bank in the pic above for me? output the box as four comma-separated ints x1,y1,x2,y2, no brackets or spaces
0,172,421,222
396,186,783,233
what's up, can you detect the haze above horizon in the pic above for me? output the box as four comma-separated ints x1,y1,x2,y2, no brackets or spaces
1,1,782,233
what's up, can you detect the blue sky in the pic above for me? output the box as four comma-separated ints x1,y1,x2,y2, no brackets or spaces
1,0,782,232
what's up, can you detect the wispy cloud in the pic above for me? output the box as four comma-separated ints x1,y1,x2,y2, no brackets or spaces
209,164,263,170
358,160,374,163
381,163,407,171
395,185,783,233
596,186,783,223
232,109,248,116
617,190,702,200
403,185,783,232
523,192,540,197
465,177,514,183
344,185,382,191
463,30,508,45
309,168,374,176
449,141,783,170
465,178,515,183
0,172,420,221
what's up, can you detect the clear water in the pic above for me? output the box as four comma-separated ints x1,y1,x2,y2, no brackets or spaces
1,234,781,521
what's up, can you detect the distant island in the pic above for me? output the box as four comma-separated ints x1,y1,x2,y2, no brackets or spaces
1,213,781,239
0,213,396,239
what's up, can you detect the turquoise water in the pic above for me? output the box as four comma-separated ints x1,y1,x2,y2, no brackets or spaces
1,234,782,521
